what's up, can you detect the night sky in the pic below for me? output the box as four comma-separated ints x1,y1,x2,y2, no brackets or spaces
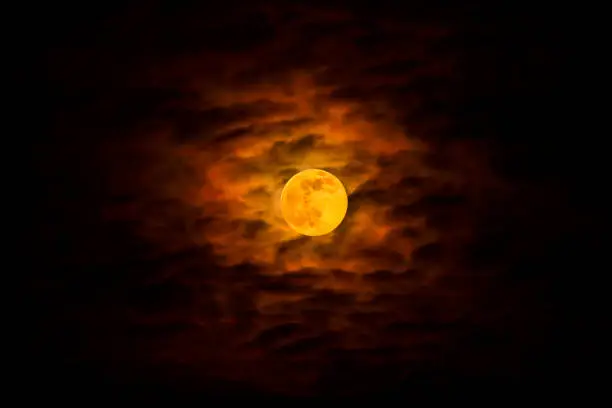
31,0,603,400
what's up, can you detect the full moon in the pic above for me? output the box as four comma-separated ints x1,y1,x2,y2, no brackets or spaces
280,169,348,236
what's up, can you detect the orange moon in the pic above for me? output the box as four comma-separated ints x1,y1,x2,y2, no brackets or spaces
280,169,348,236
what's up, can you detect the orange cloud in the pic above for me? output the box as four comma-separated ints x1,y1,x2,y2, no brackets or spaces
86,3,510,394
40,1,575,397
165,72,434,285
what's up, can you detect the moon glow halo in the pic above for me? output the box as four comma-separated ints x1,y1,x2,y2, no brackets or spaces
280,169,348,236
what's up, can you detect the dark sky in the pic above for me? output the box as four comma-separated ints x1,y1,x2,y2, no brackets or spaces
31,0,603,400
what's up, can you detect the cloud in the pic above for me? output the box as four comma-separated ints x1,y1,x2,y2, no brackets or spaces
40,0,576,397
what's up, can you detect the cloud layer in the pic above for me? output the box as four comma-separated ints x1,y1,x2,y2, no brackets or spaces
36,1,581,396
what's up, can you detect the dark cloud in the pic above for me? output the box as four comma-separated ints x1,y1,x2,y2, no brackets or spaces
248,322,303,348
33,0,594,400
268,133,324,163
169,99,297,142
411,242,444,263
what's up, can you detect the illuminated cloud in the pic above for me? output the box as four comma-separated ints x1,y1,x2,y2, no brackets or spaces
43,1,571,396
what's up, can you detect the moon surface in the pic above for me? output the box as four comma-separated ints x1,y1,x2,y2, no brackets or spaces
280,169,348,236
